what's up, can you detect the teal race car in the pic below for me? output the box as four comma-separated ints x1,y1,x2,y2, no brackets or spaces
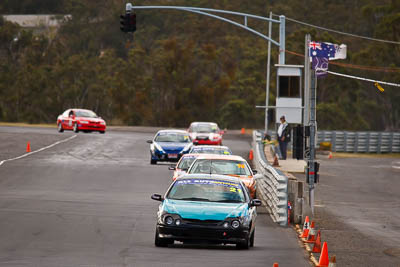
151,174,261,249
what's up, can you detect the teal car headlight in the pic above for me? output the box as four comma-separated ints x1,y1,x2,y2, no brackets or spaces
231,220,240,229
160,213,182,226
165,216,174,225
224,216,250,229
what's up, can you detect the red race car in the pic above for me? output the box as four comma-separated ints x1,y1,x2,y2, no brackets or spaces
57,108,106,134
188,122,224,145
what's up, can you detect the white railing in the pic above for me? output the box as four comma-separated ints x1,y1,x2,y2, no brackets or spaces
252,131,288,226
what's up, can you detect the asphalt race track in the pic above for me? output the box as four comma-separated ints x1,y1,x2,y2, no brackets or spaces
0,126,310,267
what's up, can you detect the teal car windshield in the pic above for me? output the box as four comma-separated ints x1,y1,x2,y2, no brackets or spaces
188,159,251,176
168,179,246,203
155,133,191,143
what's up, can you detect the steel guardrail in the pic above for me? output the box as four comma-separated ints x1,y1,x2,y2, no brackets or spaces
318,131,400,153
252,131,288,226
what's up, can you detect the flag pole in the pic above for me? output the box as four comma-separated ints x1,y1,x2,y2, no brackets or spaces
309,68,316,215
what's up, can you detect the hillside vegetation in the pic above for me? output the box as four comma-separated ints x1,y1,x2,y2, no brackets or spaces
0,0,399,130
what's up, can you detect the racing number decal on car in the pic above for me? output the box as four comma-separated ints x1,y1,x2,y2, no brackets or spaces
176,179,241,190
229,187,242,193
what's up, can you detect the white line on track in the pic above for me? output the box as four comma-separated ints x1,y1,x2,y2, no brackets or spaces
393,161,400,169
0,135,77,167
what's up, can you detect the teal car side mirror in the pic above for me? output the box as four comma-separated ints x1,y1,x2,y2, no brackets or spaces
250,199,262,207
151,194,164,201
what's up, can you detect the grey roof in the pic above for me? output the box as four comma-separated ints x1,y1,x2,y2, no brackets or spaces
3,15,71,28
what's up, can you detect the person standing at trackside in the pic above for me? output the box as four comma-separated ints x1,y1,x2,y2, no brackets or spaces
277,115,290,160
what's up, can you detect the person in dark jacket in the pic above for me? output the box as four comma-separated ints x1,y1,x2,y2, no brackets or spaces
277,115,290,160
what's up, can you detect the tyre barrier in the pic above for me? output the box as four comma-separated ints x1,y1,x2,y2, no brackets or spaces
252,131,288,226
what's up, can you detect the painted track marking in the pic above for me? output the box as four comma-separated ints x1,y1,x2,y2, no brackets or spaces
393,161,400,170
0,135,77,167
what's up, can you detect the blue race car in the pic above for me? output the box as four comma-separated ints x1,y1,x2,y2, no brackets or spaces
151,174,261,249
147,130,193,164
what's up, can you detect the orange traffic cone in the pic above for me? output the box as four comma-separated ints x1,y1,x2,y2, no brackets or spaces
300,216,310,238
328,152,333,159
249,149,254,161
317,242,329,267
312,230,322,253
273,263,279,267
328,255,336,267
26,142,31,152
272,155,279,167
305,221,316,243
241,128,245,134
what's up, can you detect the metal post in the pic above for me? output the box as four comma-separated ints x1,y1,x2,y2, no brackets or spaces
332,131,337,152
279,15,285,65
366,132,371,153
244,16,247,27
308,70,317,215
389,132,394,153
304,34,310,126
377,132,382,153
355,132,359,153
265,12,272,134
304,34,310,159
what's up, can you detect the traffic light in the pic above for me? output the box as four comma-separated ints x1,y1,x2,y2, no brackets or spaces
120,13,136,33
292,125,304,160
306,161,320,184
129,13,136,32
314,161,320,183
120,14,129,32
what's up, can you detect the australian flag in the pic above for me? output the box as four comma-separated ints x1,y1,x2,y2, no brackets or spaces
309,42,336,58
309,42,336,77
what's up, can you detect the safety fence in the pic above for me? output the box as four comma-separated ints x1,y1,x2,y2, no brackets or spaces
263,130,399,153
318,131,400,153
252,131,288,226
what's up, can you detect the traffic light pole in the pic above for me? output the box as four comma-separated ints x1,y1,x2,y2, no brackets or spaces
264,12,272,134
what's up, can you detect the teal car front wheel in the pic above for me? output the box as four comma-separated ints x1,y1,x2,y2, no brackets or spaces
236,232,251,250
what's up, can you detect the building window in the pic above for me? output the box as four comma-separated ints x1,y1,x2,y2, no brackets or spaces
279,76,300,97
